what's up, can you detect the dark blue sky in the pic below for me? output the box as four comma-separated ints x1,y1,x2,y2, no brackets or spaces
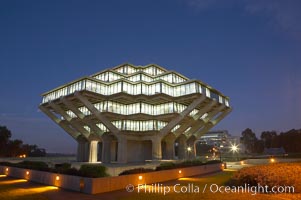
1,0,301,153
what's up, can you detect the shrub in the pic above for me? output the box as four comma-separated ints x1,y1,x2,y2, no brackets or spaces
79,164,108,178
206,160,221,165
180,159,204,167
119,168,155,176
228,163,301,192
61,167,81,176
155,162,177,170
16,161,49,171
0,162,12,166
54,163,72,173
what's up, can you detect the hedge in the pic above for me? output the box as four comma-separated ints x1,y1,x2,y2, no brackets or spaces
119,160,221,175
0,161,109,178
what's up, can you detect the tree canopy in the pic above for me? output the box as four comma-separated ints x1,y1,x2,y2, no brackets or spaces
0,125,46,157
241,128,301,154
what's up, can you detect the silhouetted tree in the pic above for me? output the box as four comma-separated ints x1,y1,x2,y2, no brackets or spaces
240,128,258,153
0,125,46,157
261,131,277,148
7,139,23,157
254,139,264,153
0,126,12,156
278,129,301,153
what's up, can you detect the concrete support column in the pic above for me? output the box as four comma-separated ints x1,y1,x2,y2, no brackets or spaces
187,138,197,159
77,137,90,162
102,137,111,163
88,140,98,163
178,140,187,160
110,140,117,162
193,141,198,158
152,137,162,160
165,139,175,160
77,141,86,162
84,142,90,161
97,142,102,162
117,137,127,163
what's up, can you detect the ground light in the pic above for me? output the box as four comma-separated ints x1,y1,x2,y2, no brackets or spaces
221,163,225,170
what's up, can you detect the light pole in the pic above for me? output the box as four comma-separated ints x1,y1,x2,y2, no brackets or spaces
218,147,222,162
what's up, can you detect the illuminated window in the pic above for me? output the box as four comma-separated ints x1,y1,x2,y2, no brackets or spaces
206,88,210,97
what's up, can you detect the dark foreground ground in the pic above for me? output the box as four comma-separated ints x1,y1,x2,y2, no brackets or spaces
1,168,301,200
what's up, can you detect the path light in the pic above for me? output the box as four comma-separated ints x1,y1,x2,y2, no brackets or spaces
138,175,143,180
56,175,60,181
178,170,182,174
26,171,29,175
270,158,275,163
6,168,8,172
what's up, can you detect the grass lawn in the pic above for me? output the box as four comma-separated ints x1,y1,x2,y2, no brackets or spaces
0,176,51,200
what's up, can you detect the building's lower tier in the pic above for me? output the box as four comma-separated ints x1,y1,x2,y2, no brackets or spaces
77,134,198,163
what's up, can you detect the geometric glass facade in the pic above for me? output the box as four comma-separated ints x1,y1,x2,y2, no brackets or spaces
39,63,231,163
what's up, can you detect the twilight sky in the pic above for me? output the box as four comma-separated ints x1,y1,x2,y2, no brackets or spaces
1,0,301,153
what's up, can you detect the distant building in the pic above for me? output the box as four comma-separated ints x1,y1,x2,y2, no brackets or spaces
39,64,232,163
197,130,242,152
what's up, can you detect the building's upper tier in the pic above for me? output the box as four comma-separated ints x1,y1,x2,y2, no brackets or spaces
41,63,230,106
90,63,188,83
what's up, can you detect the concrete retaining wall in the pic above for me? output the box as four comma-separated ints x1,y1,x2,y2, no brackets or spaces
0,166,82,191
0,163,222,194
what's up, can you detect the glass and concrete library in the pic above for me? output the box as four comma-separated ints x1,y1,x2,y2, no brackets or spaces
39,64,231,163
